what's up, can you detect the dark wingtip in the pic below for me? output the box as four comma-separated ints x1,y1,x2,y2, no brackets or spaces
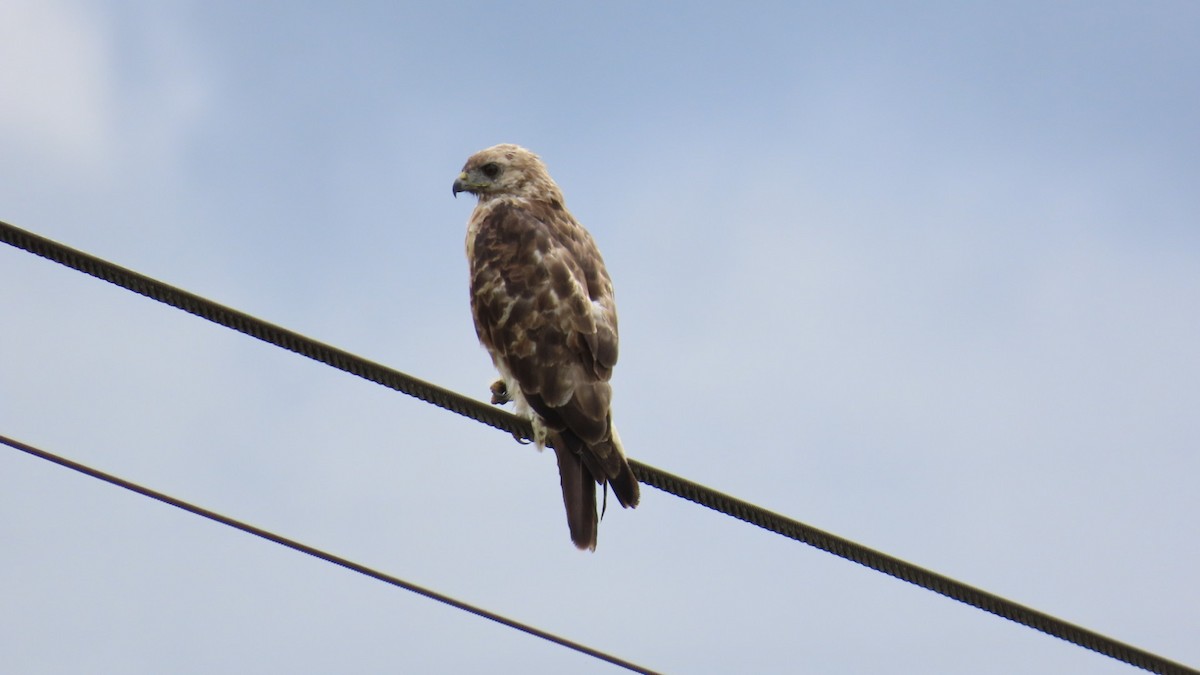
610,460,641,509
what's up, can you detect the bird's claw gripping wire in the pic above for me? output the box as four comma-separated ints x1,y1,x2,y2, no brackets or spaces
488,379,531,443
489,379,512,405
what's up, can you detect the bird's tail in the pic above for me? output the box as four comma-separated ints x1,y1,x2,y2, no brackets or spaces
552,441,598,551
551,426,639,550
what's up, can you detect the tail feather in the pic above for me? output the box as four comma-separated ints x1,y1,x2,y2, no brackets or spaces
552,443,597,551
549,425,639,551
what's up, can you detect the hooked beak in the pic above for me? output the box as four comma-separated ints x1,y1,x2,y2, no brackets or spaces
452,172,468,198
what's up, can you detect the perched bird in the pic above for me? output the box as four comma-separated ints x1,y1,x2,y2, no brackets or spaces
453,144,639,550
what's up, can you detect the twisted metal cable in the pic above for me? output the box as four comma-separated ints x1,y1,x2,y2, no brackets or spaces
3,218,1195,675
632,464,1196,675
0,220,528,439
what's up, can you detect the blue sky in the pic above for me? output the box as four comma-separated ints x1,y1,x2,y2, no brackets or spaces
2,2,1198,673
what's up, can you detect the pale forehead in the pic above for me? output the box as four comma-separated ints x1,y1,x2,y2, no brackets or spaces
463,143,541,169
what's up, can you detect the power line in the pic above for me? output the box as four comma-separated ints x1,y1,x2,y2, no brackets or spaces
638,466,1199,675
3,218,1196,675
0,433,660,675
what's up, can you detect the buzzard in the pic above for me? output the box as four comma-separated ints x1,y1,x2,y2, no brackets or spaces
453,144,640,550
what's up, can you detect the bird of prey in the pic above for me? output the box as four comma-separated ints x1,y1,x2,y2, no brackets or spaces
453,144,639,550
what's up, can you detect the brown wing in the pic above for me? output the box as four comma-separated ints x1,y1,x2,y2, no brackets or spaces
469,200,623,474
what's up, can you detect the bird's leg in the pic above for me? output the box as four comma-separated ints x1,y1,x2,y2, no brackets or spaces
489,377,547,448
490,379,511,405
491,378,538,445
529,416,549,448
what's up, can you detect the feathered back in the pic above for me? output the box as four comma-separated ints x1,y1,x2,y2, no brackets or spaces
455,144,640,550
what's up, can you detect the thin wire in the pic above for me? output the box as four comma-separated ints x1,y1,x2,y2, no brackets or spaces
3,219,1196,675
0,433,660,675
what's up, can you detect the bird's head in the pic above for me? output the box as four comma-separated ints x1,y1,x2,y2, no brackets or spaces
452,144,562,203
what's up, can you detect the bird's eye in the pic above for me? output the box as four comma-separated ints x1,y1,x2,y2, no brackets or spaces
480,162,501,179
